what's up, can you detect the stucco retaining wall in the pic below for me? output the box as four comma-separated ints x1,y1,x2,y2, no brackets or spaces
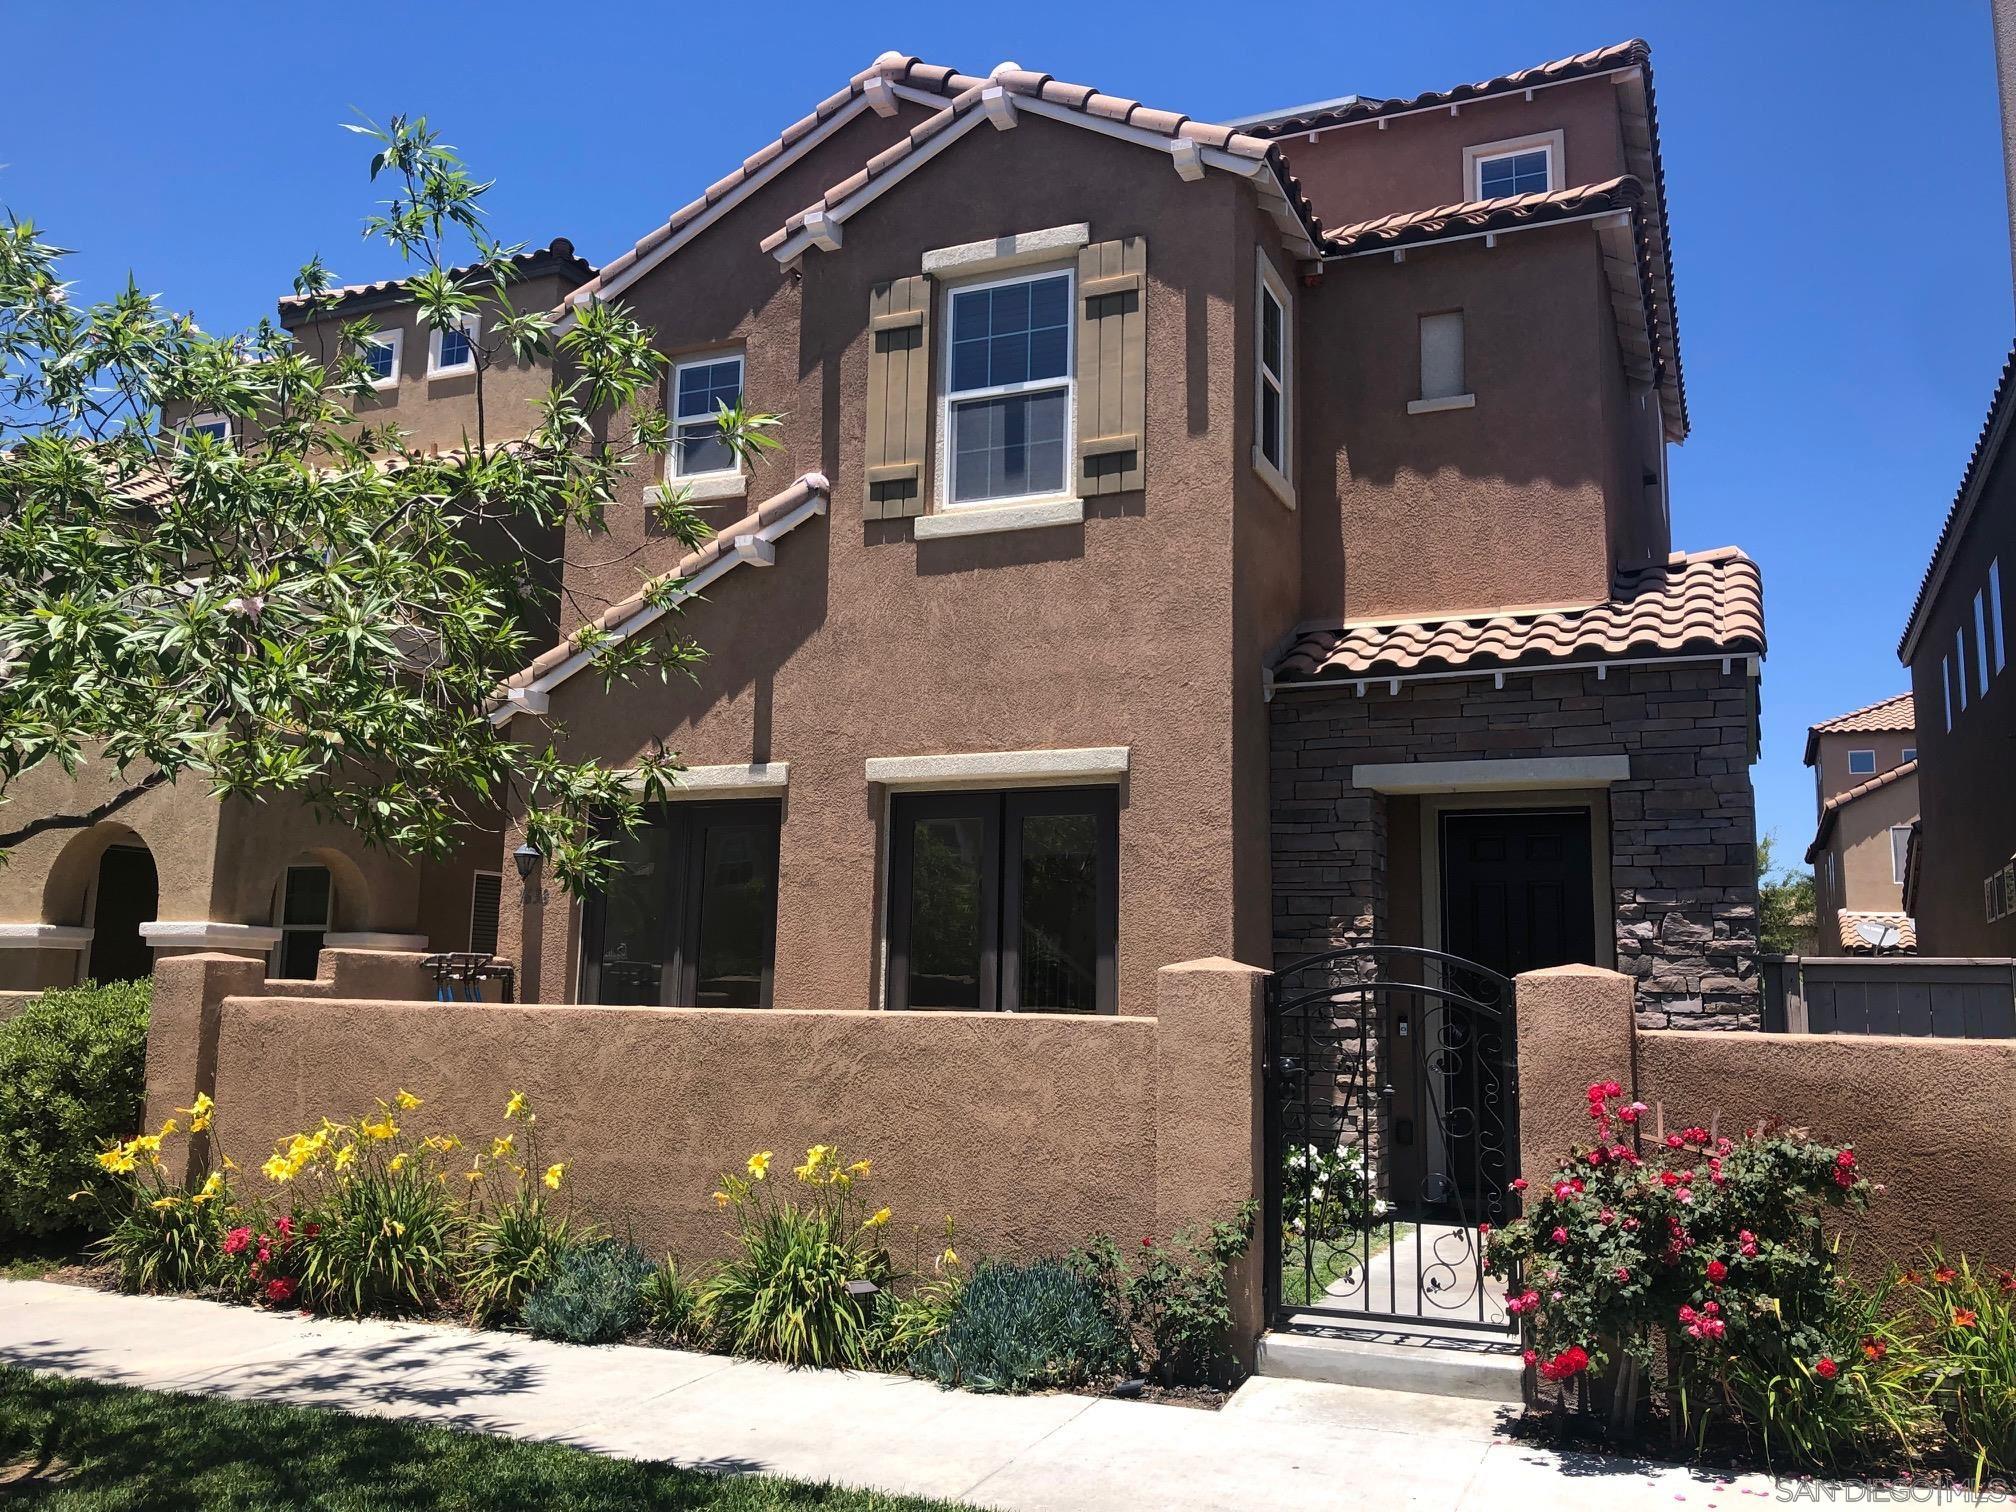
1517,965,2016,1268
144,952,1267,1356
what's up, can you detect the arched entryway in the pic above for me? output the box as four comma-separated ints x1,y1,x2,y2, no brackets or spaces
267,849,370,980
87,841,158,984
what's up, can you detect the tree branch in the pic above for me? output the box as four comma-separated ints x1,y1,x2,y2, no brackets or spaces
0,766,172,851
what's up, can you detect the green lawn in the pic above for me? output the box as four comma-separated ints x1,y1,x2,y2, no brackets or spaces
1279,1225,1413,1307
0,1368,983,1511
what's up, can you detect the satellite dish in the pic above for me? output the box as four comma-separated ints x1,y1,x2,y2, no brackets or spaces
1854,919,1900,951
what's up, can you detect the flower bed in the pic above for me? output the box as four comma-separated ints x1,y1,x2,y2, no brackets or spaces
75,1087,1254,1403
1486,1079,2016,1485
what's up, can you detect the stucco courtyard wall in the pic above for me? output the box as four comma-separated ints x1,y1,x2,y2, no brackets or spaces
1517,966,2016,1268
144,952,1268,1355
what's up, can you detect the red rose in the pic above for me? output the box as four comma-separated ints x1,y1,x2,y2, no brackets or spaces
1814,1357,1839,1381
1706,1260,1728,1285
1537,1345,1591,1382
1508,1178,1528,1192
265,1277,296,1304
223,1227,251,1257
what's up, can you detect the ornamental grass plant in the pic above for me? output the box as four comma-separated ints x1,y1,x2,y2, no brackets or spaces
1899,1253,2016,1484
88,1094,232,1293
698,1144,895,1368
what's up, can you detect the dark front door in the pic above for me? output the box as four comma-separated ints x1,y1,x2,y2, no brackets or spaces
88,845,158,984
1440,809,1596,979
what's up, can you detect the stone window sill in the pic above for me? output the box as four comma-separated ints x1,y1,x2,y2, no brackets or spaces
647,472,747,505
1251,449,1296,510
1407,393,1476,416
913,498,1084,540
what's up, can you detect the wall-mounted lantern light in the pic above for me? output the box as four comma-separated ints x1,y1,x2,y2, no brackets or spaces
513,842,542,881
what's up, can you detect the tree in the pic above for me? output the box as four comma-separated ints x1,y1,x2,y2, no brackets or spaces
0,115,777,894
1756,832,1816,955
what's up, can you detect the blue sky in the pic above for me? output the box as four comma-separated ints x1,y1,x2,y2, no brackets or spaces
7,1,2009,863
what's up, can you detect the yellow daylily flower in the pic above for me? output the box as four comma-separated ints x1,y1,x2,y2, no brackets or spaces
179,1092,215,1132
848,1160,871,1178
491,1134,514,1159
261,1154,295,1182
424,1134,463,1153
712,1189,731,1208
192,1173,225,1205
863,1207,891,1229
747,1151,772,1179
388,1152,409,1174
543,1163,565,1190
150,1197,182,1211
222,1155,238,1171
96,1148,131,1173
394,1089,422,1111
504,1091,527,1121
129,1134,162,1156
157,1118,178,1138
360,1116,398,1142
334,1145,356,1171
466,1168,485,1183
794,1144,836,1182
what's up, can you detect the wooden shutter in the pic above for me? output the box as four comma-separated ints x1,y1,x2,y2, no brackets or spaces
1075,237,1146,495
864,275,931,519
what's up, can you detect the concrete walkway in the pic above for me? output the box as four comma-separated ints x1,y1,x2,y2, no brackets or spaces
0,1279,1952,1509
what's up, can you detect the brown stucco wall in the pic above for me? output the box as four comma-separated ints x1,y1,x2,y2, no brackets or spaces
1905,413,2015,956
1278,76,1629,232
1297,226,1640,623
145,952,1267,1354
1813,770,1917,921
509,113,1263,1017
1517,965,2016,1272
1811,731,1917,808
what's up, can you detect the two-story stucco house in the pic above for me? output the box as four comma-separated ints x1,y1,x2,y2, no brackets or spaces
488,40,1766,1029
1802,693,1918,952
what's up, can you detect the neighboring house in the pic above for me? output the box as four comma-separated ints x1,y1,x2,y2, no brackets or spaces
491,40,1766,1028
0,242,590,990
1894,0,2016,958
1802,694,1919,952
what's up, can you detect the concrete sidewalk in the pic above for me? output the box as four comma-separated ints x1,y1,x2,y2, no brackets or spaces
0,1278,1928,1510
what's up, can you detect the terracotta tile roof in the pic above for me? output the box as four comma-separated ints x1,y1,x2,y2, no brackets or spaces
276,239,591,321
1321,176,1643,255
1804,758,1918,862
758,57,1322,258
1237,39,1651,136
1834,910,1917,954
1270,546,1763,686
1899,342,2016,660
496,472,830,712
1802,692,1914,765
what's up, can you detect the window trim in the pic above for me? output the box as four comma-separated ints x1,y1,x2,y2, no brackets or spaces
187,412,231,441
578,798,781,1009
934,264,1078,514
1977,587,1993,696
1902,746,1917,764
886,786,1117,1015
1463,130,1565,201
361,329,403,391
1991,559,2007,678
1845,749,1878,776
1890,824,1913,886
666,350,748,482
1957,627,1970,711
1943,654,1955,732
427,311,480,378
1252,247,1295,509
1415,308,1471,409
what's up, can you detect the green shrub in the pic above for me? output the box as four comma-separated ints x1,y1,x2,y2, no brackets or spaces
463,1193,584,1328
640,1257,705,1345
84,1100,233,1293
699,1144,893,1368
925,1259,1127,1393
522,1240,654,1345
1901,1254,2016,1482
0,979,151,1239
1123,1206,1257,1386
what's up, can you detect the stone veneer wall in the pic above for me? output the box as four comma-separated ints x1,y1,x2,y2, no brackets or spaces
1271,662,1762,1028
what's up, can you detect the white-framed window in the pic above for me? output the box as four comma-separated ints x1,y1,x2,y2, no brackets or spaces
1464,130,1564,201
360,329,402,390
469,870,502,956
1890,825,1913,885
939,267,1074,508
1902,746,1917,763
273,864,333,981
1977,588,1993,696
1943,654,1955,732
1846,749,1877,776
1253,250,1293,505
1991,559,2008,678
669,352,746,479
1419,311,1466,401
1957,627,1970,711
187,412,230,441
428,312,480,376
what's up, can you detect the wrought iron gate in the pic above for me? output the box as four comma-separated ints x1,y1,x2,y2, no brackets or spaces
1263,946,1519,1335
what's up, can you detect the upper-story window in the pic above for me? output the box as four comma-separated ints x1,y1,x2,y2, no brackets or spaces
1991,559,2008,679
670,353,745,479
1957,627,1970,712
1847,749,1877,776
1253,250,1293,507
943,269,1073,507
1943,653,1955,732
360,330,402,390
1902,746,1917,763
1465,130,1563,201
1890,825,1912,886
429,312,480,377
187,413,230,442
